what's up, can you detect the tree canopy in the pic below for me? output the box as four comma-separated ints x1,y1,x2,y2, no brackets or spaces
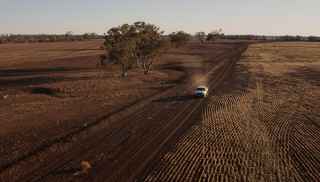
104,22,165,76
169,31,191,47
195,32,206,43
207,29,223,42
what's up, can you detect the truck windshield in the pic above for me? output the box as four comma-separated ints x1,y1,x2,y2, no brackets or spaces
196,88,206,91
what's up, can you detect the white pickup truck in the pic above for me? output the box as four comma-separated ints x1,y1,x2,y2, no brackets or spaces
195,86,209,97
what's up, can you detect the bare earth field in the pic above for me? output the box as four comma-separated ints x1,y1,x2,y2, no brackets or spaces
2,41,318,182
0,40,246,181
141,42,320,181
0,40,183,140
0,40,181,165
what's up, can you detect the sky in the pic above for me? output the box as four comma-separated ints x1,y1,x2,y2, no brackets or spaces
0,0,319,36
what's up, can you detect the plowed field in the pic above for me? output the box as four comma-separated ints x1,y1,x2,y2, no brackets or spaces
141,42,320,181
0,41,248,182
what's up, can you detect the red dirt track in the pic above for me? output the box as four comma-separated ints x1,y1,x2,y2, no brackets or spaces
140,42,320,182
2,41,320,182
0,41,247,181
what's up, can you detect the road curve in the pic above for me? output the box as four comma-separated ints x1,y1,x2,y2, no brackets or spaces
0,43,248,182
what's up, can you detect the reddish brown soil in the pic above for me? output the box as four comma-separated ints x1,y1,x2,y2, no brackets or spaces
141,42,320,182
0,40,246,181
0,40,180,165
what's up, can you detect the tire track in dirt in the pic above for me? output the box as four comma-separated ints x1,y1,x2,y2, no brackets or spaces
0,44,248,182
287,87,320,181
256,77,320,181
100,46,247,182
141,59,312,181
133,46,248,182
9,87,192,182
0,45,232,178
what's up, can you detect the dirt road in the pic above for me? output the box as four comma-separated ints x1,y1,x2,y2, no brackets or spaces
141,42,320,182
0,42,247,181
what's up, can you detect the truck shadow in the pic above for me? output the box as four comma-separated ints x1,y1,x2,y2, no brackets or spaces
153,94,198,103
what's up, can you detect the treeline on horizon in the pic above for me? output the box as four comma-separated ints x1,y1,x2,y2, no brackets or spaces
222,34,320,42
0,32,319,44
0,32,102,44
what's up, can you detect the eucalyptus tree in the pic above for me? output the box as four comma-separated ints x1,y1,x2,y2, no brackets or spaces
195,32,206,43
169,31,191,47
104,22,166,76
207,29,223,42
133,22,164,74
104,24,137,77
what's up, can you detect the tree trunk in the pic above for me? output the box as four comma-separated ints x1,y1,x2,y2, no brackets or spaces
142,61,147,74
143,62,153,75
136,58,142,68
121,64,128,77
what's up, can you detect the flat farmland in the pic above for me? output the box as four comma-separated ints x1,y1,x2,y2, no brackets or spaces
0,40,247,181
0,40,105,68
141,42,320,181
